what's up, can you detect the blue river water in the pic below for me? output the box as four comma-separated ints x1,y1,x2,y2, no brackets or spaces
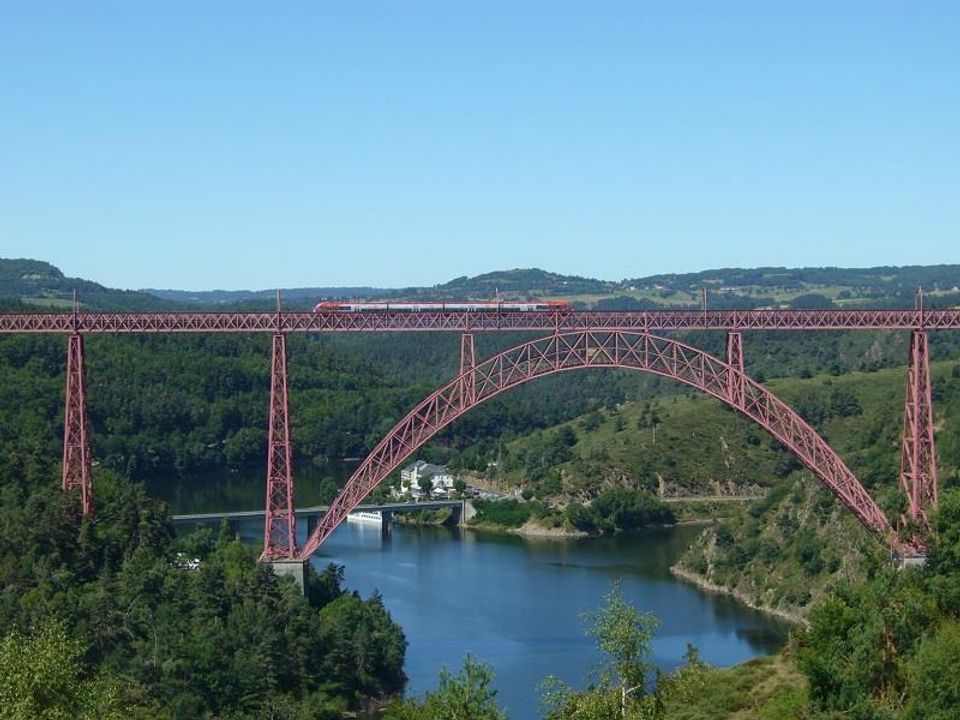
155,469,791,719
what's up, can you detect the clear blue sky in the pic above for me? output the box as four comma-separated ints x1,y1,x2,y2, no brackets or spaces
1,2,957,290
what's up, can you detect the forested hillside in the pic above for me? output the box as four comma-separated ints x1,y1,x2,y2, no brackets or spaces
0,472,406,719
156,263,960,309
0,329,656,494
157,263,960,310
7,259,959,311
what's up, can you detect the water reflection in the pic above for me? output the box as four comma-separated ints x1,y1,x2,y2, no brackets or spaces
145,460,357,513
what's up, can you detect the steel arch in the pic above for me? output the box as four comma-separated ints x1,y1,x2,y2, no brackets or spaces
299,331,895,559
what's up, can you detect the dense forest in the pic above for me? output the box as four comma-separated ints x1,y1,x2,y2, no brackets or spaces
0,326,656,489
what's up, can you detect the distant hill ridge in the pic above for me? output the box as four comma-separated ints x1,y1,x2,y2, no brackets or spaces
1,258,959,311
0,258,178,311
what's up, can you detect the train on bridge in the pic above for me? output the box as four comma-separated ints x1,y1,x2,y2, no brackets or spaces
313,300,574,313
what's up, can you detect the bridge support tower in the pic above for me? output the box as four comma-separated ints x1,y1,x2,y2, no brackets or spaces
900,327,938,528
62,333,93,516
262,331,298,561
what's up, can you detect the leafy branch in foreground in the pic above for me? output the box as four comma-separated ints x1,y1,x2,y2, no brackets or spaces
0,621,125,720
383,654,507,720
541,580,706,720
401,581,707,720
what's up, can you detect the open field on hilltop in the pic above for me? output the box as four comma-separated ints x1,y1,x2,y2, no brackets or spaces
20,296,77,308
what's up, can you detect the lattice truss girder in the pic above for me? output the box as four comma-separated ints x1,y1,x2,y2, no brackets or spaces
5,308,960,334
300,331,895,559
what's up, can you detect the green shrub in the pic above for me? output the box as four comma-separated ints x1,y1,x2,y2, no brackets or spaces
471,499,532,528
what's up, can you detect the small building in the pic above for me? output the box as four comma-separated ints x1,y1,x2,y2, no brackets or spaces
399,460,455,498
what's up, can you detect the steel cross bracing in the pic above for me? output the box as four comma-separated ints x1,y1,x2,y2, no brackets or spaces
459,333,476,407
5,308,960,334
726,331,745,406
299,331,896,560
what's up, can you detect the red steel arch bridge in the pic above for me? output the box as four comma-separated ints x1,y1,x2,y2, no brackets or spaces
0,302,951,559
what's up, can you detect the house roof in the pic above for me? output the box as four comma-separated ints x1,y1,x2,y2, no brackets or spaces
402,460,448,477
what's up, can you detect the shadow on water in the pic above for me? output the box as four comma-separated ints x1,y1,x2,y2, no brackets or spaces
145,459,358,514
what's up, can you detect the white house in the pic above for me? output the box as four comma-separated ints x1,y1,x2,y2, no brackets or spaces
399,460,455,498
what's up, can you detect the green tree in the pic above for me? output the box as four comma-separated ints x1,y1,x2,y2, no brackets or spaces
541,584,708,720
317,590,407,699
0,622,125,720
830,388,863,417
384,655,506,720
0,474,408,719
418,474,433,499
794,569,936,715
542,581,660,719
540,676,622,720
928,487,960,613
584,581,659,717
904,620,960,719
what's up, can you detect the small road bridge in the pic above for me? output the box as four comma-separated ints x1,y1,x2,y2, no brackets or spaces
171,499,464,524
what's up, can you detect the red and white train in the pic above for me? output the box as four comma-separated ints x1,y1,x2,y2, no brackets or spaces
314,300,573,313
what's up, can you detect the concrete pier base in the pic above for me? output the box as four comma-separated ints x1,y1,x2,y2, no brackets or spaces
270,559,307,593
896,554,927,570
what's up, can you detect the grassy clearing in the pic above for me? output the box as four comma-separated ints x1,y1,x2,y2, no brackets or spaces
663,652,807,720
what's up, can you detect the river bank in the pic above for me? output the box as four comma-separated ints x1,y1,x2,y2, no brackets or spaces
669,565,808,626
467,515,806,626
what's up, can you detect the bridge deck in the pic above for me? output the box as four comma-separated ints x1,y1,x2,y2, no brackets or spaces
2,308,960,334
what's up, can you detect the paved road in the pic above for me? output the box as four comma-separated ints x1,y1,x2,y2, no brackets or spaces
661,495,765,503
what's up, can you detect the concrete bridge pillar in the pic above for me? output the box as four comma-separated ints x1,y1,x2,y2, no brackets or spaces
459,499,477,526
